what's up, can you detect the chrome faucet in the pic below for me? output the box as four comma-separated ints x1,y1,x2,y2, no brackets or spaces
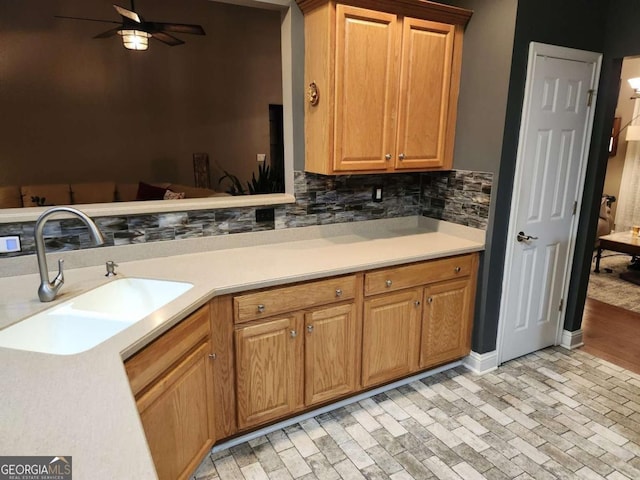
35,206,105,302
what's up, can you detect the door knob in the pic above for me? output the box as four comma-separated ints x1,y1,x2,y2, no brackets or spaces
517,231,539,242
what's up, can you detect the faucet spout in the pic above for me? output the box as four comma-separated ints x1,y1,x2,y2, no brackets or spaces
35,206,105,302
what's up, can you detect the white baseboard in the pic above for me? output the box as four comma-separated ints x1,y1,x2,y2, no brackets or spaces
463,350,498,374
560,329,584,350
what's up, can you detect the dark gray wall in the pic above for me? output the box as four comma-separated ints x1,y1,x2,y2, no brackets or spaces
445,0,517,175
565,0,640,331
438,0,517,355
480,0,611,352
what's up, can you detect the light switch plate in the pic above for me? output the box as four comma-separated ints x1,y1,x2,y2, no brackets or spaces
0,235,21,253
372,186,383,203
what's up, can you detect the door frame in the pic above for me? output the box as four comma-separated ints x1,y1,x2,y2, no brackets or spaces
496,42,602,365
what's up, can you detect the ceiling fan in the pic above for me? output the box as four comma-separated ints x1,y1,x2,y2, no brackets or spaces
55,1,206,51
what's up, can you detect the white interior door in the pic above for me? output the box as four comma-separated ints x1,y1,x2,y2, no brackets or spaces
498,43,601,364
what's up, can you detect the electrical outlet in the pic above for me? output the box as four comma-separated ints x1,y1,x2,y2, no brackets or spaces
256,208,275,223
0,235,21,253
256,153,266,162
372,186,383,203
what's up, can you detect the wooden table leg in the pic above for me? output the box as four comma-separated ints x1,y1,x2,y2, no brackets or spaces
594,247,603,273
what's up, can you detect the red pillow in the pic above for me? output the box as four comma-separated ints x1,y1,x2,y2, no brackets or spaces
136,182,167,201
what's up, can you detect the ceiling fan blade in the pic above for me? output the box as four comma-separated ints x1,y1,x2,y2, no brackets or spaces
55,15,121,25
151,31,185,46
113,4,141,23
93,26,122,39
150,22,205,35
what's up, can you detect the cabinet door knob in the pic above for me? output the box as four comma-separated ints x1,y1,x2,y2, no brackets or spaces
398,153,405,161
290,330,297,338
385,279,392,288
427,297,433,304
257,304,265,313
335,288,343,297
208,353,217,360
385,153,392,161
307,324,314,333
454,266,461,273
414,300,421,307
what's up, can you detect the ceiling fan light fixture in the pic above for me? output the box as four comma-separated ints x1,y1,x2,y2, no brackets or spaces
118,29,150,51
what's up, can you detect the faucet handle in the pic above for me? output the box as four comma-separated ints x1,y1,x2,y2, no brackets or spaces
54,258,65,287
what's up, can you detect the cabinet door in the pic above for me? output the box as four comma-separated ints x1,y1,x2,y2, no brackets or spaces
137,342,215,480
235,315,303,430
334,5,399,172
362,289,422,387
395,18,455,170
420,278,472,369
305,303,360,406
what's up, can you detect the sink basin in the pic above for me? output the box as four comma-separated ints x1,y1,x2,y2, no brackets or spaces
0,278,193,355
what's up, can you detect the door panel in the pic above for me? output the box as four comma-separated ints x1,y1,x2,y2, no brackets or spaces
420,279,471,369
334,5,399,171
396,18,454,170
362,289,421,387
500,45,600,363
304,303,359,406
235,315,303,429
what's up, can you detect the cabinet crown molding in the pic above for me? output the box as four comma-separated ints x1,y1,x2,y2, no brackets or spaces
295,0,472,25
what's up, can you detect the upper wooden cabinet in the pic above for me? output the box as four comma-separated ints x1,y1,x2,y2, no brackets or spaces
297,0,472,175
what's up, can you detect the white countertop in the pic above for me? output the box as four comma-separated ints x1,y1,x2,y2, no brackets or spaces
0,216,484,479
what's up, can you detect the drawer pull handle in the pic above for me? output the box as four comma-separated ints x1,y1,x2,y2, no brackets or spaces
385,280,392,288
414,300,421,307
290,330,298,338
454,267,461,273
307,324,314,333
257,304,265,313
335,288,343,297
208,353,217,360
428,297,433,304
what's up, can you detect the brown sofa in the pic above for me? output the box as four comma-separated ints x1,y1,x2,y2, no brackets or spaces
0,182,228,208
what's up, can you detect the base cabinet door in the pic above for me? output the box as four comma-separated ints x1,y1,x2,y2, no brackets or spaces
420,279,472,369
304,303,360,406
136,342,215,480
362,289,422,388
235,315,304,430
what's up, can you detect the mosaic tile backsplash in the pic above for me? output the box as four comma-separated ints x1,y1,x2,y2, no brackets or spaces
0,170,492,258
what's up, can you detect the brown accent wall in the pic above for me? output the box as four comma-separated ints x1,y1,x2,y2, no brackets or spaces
0,0,282,191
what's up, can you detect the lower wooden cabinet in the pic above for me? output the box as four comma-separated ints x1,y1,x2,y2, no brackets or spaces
362,254,478,387
420,278,473,369
235,314,304,430
125,305,215,480
362,289,422,388
304,303,360,406
235,300,361,430
124,253,478,479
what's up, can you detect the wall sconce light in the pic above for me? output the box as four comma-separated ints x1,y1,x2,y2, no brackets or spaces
629,77,640,97
118,30,150,51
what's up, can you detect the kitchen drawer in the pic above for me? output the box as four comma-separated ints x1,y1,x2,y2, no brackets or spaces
364,255,473,296
125,303,211,396
234,275,357,324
